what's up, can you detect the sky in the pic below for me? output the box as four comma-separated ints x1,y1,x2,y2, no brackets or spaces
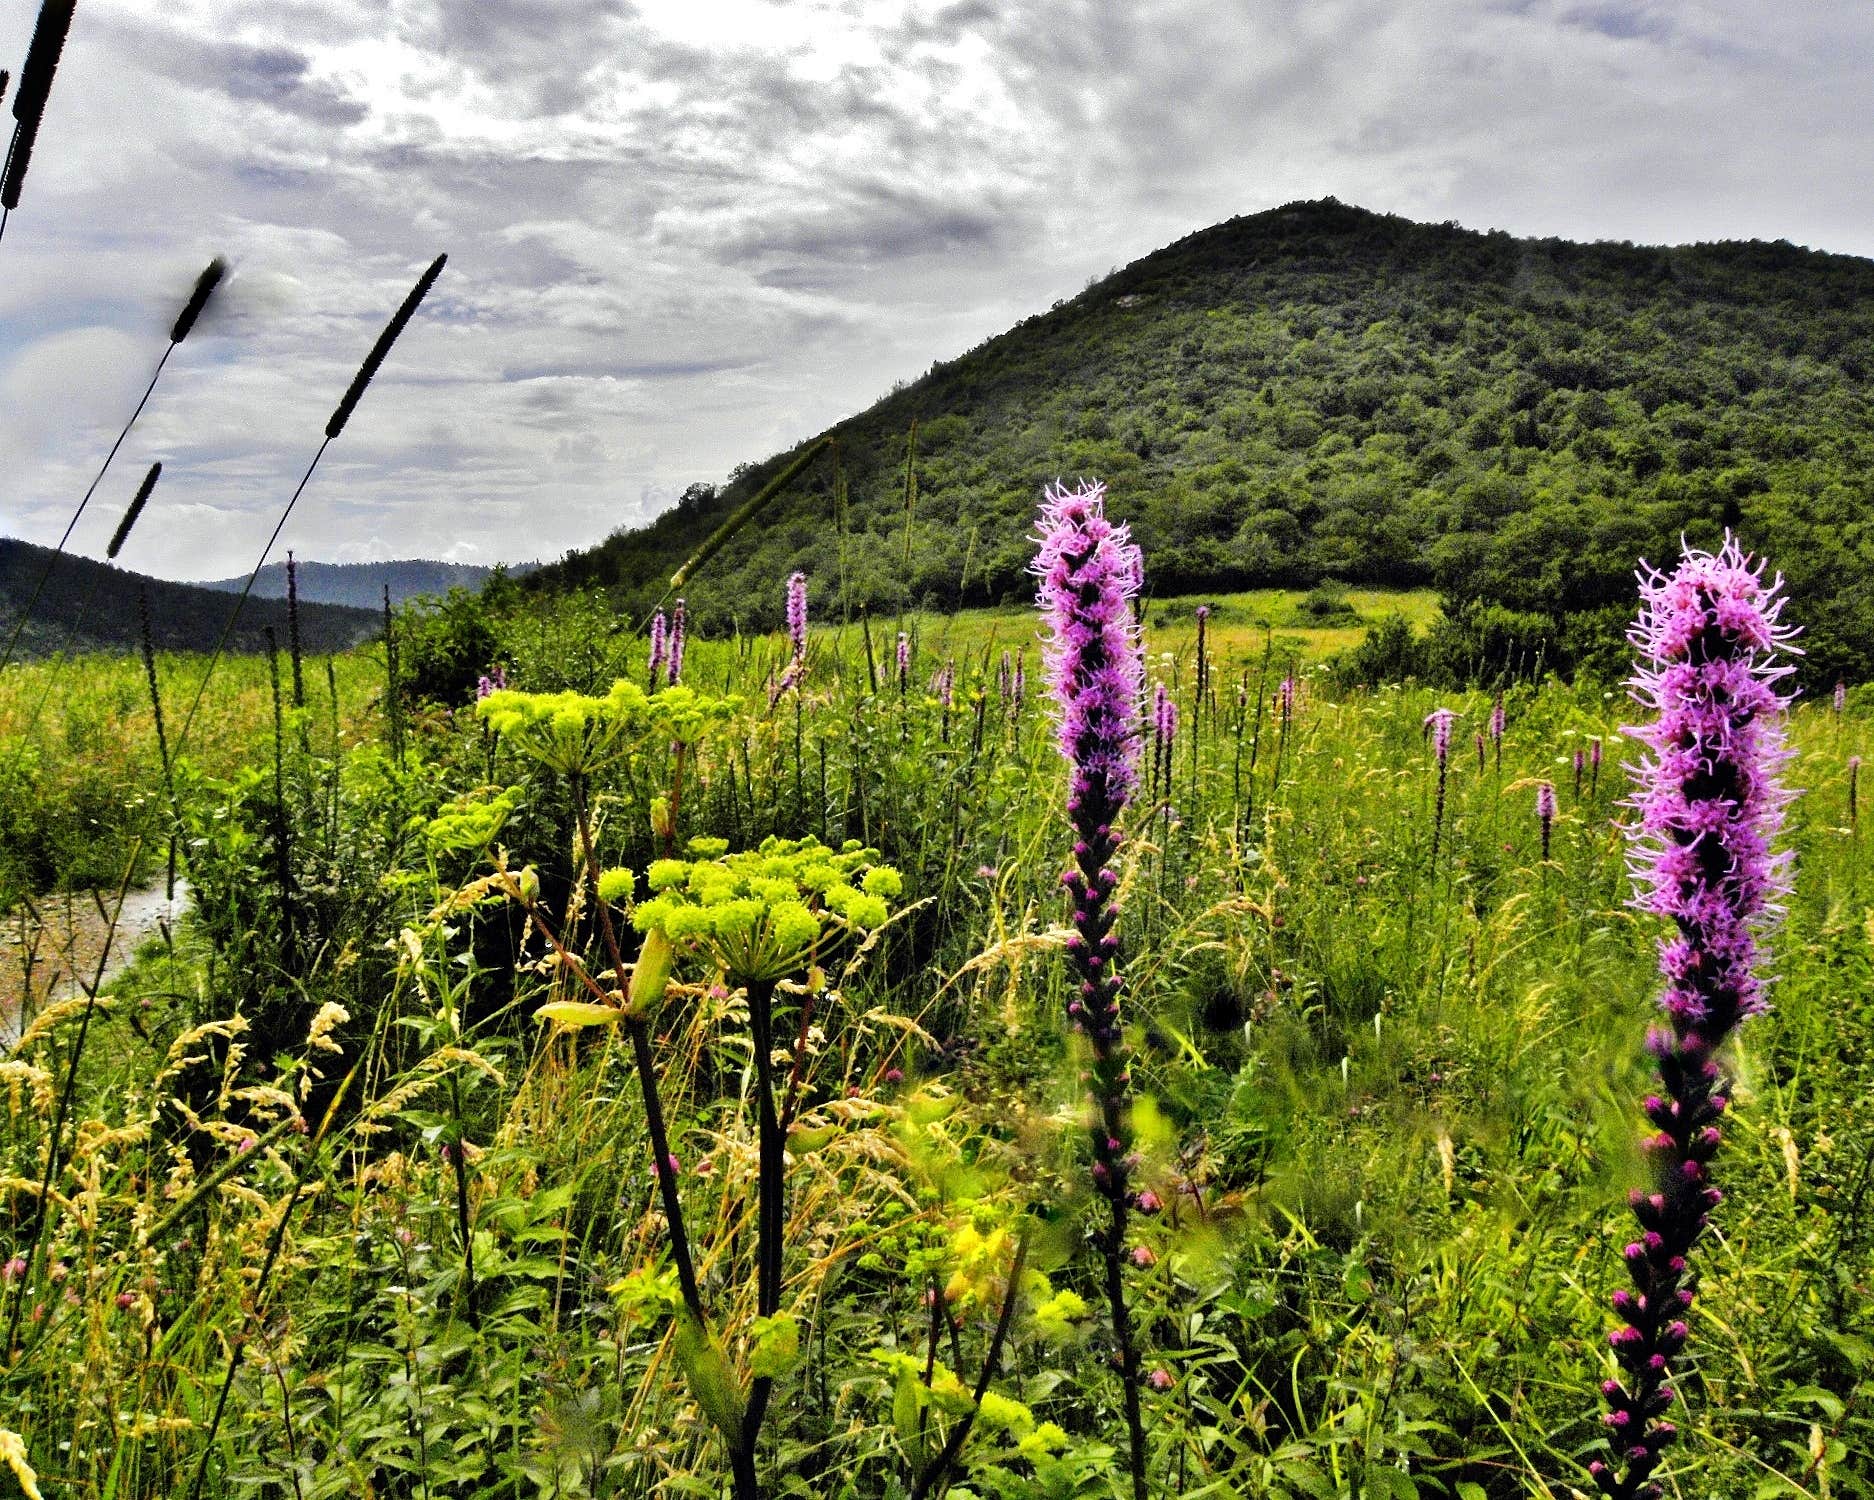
1,0,1870,581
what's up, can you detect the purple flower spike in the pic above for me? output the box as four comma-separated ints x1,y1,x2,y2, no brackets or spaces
1033,477,1149,1489
1424,708,1458,865
1424,707,1456,766
786,571,808,659
1536,780,1556,861
649,609,669,685
896,630,911,691
667,597,686,685
1592,534,1799,1499
1035,480,1145,813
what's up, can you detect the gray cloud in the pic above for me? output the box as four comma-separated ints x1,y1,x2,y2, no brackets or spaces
0,0,1870,578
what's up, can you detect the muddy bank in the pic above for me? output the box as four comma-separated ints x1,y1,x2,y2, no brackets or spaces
1,879,190,1046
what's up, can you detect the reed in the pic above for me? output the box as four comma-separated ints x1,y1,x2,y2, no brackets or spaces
0,258,223,673
169,254,444,760
0,0,76,231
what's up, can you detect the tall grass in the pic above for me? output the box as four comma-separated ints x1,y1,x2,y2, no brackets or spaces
1,590,1867,1497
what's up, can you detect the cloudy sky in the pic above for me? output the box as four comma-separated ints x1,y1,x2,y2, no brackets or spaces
1,0,1869,580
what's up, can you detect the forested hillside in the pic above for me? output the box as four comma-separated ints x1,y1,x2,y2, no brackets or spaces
0,538,378,657
526,198,1874,680
193,557,536,610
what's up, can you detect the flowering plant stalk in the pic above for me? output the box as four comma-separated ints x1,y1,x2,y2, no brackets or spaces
1589,536,1797,1498
1424,707,1457,867
1033,478,1149,1500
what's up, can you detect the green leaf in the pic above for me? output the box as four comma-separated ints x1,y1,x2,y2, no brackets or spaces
533,1000,621,1028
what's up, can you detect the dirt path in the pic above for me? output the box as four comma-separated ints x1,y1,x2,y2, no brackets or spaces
1,880,190,1046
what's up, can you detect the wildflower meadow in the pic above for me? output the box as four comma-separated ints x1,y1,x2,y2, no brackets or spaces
1,4,1870,1495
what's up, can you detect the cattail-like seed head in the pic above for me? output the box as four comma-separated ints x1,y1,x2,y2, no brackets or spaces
325,253,446,440
1,0,76,211
105,461,160,559
169,257,227,343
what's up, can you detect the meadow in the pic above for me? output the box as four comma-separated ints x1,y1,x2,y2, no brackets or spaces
0,568,1867,1500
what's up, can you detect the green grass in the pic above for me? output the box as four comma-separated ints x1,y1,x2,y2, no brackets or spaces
0,602,1868,1500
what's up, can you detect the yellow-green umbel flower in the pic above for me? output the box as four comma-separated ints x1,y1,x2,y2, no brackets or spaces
477,680,742,779
623,835,900,984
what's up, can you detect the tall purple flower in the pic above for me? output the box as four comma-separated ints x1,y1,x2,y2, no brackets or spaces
896,631,910,693
1490,691,1506,774
649,609,669,685
1278,673,1295,726
1424,707,1457,866
1536,780,1556,860
935,659,956,713
1012,650,1026,709
668,597,686,685
786,571,808,663
1032,477,1148,1499
1152,681,1177,801
1834,679,1846,715
1589,536,1797,1500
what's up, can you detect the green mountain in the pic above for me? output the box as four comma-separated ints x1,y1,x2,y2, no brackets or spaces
0,538,378,658
525,197,1874,681
192,557,538,611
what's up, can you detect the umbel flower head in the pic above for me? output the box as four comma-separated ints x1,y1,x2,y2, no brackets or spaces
1033,479,1145,813
1590,534,1798,1500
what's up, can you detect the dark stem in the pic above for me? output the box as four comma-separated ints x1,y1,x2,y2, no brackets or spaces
908,1234,1031,1500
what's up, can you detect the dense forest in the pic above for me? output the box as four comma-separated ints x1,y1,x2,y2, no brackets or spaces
525,198,1874,682
0,538,378,656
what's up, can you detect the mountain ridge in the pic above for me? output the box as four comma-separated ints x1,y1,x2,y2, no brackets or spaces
190,557,539,611
0,538,379,659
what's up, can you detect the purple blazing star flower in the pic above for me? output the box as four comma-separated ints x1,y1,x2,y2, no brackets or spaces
1589,535,1798,1500
786,571,808,663
1424,709,1458,865
649,609,668,683
1424,708,1456,766
1835,679,1846,715
935,659,956,712
1035,479,1145,815
1536,780,1556,860
1032,477,1148,1487
896,631,911,692
667,598,686,685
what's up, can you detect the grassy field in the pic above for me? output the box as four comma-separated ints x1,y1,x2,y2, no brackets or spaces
0,588,1867,1499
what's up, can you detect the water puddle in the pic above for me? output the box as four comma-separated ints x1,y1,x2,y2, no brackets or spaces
1,878,191,1047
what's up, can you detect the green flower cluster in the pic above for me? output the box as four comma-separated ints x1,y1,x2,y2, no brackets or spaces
623,835,902,983
476,681,739,777
422,786,522,854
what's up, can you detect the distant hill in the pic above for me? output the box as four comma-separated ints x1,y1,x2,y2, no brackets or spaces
0,538,378,658
524,198,1874,680
192,557,537,610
